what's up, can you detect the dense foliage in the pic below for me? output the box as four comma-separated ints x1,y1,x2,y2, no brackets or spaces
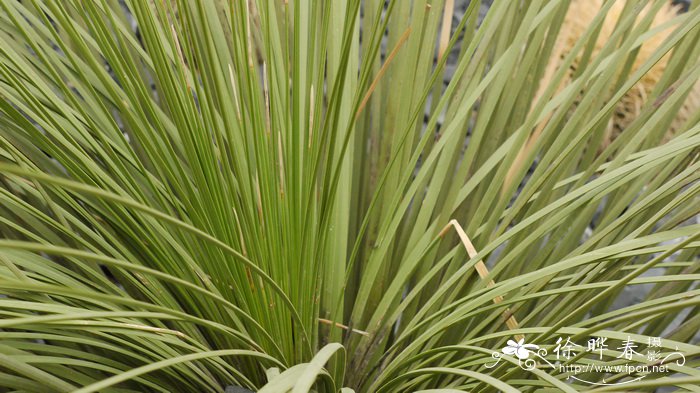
0,0,699,391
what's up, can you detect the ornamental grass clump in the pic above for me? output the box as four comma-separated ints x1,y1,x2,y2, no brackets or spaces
0,0,699,392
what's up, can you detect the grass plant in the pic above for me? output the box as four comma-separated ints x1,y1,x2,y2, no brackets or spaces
0,0,699,391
